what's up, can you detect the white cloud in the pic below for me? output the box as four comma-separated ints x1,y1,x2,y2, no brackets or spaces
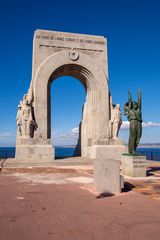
121,121,130,129
142,122,160,127
71,127,79,134
52,121,160,145
52,127,79,145
121,121,160,130
0,132,12,138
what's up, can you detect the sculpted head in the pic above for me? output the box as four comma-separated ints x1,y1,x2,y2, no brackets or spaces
23,94,29,105
115,104,120,109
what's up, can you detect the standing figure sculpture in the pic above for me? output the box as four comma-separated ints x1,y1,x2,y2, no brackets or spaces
124,90,142,154
16,101,23,136
16,94,37,138
21,95,32,138
110,104,122,139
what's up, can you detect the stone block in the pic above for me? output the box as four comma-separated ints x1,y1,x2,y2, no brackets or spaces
122,154,147,177
88,145,127,161
16,144,54,161
5,144,54,167
93,159,122,194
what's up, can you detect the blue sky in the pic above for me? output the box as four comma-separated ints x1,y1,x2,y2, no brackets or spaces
0,0,160,146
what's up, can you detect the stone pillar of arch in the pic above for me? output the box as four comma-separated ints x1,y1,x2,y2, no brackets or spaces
13,30,127,166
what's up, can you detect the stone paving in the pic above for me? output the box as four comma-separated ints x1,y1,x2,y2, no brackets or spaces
124,163,160,200
1,161,160,200
1,161,160,240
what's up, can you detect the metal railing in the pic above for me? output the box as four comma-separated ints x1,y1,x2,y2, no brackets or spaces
136,150,160,161
0,150,15,159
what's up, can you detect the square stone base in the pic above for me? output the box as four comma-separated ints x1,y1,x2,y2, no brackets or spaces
5,144,54,167
122,154,147,177
88,145,127,161
93,159,123,194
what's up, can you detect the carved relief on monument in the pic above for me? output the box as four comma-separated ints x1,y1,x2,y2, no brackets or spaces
68,50,79,61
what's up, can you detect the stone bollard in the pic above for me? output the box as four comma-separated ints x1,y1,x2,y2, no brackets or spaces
93,159,123,194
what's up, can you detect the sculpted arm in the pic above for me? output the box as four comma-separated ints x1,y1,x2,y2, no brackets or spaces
128,90,132,112
138,90,142,111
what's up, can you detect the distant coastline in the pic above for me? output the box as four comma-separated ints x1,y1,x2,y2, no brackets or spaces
54,144,160,148
138,143,160,148
54,145,76,148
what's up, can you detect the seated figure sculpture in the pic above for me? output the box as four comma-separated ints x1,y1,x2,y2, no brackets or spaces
124,90,142,154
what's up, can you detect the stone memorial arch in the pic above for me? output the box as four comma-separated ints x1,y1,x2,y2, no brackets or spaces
15,29,126,165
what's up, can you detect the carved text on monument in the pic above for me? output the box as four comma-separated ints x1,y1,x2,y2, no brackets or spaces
36,35,105,45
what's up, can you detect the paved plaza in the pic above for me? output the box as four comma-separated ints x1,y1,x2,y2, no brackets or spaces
0,161,160,240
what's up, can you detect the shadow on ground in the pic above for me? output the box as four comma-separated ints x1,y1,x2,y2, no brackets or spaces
122,182,135,192
147,166,160,176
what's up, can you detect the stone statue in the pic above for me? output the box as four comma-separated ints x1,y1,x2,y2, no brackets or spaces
16,101,23,136
16,94,37,138
124,90,142,154
110,104,122,139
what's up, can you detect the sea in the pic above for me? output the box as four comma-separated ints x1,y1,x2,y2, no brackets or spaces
0,147,160,161
0,147,75,159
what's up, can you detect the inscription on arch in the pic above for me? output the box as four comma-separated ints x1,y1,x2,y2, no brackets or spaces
36,34,105,45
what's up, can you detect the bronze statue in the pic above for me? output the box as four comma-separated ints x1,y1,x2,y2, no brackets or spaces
124,90,142,154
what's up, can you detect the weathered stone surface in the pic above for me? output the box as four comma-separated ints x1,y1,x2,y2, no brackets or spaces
88,145,127,161
93,159,122,194
16,145,54,162
5,145,54,167
122,154,147,177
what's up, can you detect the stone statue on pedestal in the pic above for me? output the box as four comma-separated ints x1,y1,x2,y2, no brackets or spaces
124,90,142,154
16,101,23,136
110,104,122,139
16,93,37,138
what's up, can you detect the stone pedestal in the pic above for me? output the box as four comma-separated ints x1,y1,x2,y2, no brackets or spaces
93,159,123,194
5,138,54,167
122,154,147,177
16,144,54,161
88,144,127,161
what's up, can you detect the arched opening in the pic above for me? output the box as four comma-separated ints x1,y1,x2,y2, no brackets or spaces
40,63,96,158
32,52,110,161
47,64,93,140
50,76,86,158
